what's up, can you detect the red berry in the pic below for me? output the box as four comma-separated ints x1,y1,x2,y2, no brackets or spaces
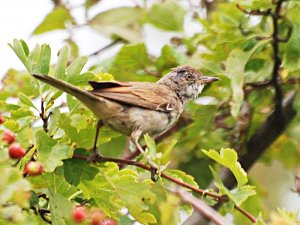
8,143,26,159
0,115,4,124
2,130,16,144
72,206,87,223
102,219,118,225
90,210,105,225
24,161,44,176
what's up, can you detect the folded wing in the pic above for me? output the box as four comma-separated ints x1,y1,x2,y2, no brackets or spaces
89,81,179,112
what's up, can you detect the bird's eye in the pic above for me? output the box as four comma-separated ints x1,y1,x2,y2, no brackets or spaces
186,73,193,79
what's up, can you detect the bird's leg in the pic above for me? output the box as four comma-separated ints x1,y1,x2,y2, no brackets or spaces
131,130,159,182
88,119,104,162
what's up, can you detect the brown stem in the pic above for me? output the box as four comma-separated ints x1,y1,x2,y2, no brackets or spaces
271,0,285,119
72,154,257,223
89,39,122,57
40,98,49,133
236,4,271,16
172,187,234,225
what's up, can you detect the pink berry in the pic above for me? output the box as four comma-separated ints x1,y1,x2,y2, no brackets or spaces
72,206,87,223
2,130,16,144
90,210,105,225
0,115,4,124
24,161,44,176
8,143,25,159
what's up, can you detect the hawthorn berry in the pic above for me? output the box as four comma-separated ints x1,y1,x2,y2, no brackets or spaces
8,143,26,159
24,161,44,176
90,210,105,225
0,115,4,124
72,206,87,223
2,130,16,144
102,218,118,225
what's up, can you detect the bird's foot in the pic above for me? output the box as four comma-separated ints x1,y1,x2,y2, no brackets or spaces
87,150,103,163
150,165,160,182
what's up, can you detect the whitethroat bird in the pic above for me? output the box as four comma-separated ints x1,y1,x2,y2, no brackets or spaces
33,66,219,181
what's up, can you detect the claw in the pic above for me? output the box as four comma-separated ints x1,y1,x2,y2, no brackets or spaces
87,150,103,163
150,166,160,182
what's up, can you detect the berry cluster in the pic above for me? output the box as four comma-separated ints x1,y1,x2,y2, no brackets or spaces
1,119,44,176
72,206,117,225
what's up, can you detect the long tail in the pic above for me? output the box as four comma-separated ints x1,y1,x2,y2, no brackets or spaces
33,74,99,106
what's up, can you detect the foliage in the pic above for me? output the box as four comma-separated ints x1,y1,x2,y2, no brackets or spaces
1,0,300,225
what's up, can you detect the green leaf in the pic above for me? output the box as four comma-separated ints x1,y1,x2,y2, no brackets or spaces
9,39,30,72
146,0,185,32
283,24,300,72
10,108,34,120
159,139,177,164
203,148,247,187
27,44,41,73
210,166,255,206
164,169,199,188
85,0,101,10
159,194,180,225
156,45,186,72
66,56,88,79
109,44,154,81
225,41,266,118
35,130,73,172
32,44,51,75
55,45,69,80
0,69,40,100
144,133,156,157
64,157,98,186
20,39,29,57
3,120,19,132
33,7,75,35
0,167,31,208
80,162,156,224
48,189,73,225
67,71,97,86
89,7,143,43
18,93,37,110
255,213,266,225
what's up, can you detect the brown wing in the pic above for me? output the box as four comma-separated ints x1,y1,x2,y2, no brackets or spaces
89,81,178,112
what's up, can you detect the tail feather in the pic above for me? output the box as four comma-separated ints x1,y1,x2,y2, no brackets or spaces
32,74,99,105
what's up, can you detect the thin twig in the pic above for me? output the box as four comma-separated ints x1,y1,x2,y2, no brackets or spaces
72,154,258,223
171,187,234,225
40,98,49,133
235,205,257,223
236,4,271,16
89,39,122,57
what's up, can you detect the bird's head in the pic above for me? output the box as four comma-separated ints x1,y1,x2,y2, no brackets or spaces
158,66,219,103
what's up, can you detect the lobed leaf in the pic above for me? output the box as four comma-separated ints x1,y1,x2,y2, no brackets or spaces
80,162,156,224
89,7,144,43
146,1,185,32
203,148,247,187
33,7,75,35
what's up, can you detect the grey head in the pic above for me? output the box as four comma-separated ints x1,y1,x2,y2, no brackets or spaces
157,66,219,104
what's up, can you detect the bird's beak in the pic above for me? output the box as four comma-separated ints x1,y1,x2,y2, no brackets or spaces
198,76,220,84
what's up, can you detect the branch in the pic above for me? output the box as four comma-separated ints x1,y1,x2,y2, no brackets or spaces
236,4,271,16
88,39,123,57
171,187,234,225
271,0,285,118
40,98,51,133
72,154,257,223
213,91,297,191
73,153,227,201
